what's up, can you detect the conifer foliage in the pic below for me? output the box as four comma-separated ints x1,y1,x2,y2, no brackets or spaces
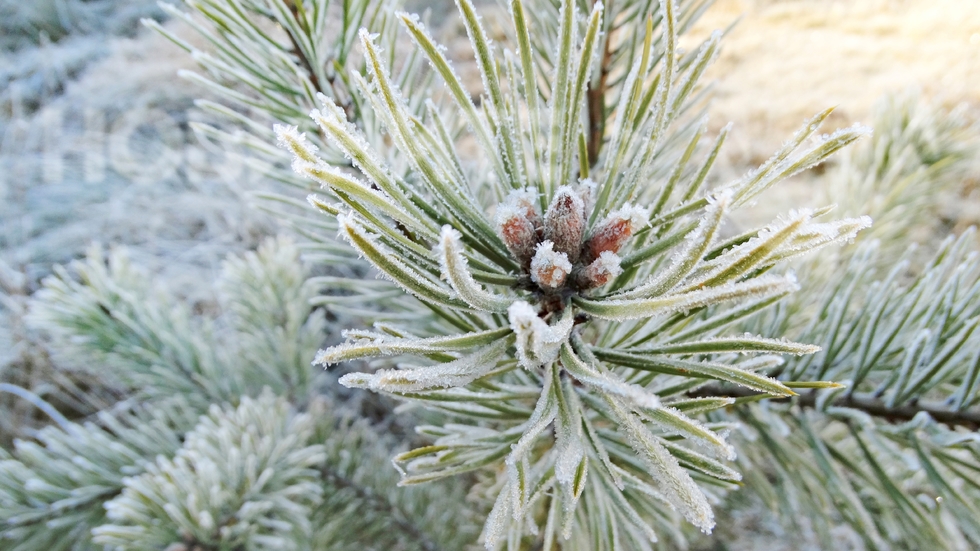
2,0,979,549
274,0,883,545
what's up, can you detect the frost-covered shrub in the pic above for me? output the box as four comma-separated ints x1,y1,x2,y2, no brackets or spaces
273,0,877,544
1,0,979,549
0,0,163,50
1,237,476,550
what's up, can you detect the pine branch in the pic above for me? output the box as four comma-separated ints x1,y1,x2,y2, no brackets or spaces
310,399,481,551
319,466,443,551
273,0,882,547
28,237,325,407
718,125,980,546
0,397,198,550
93,392,326,549
11,0,970,549
690,385,980,430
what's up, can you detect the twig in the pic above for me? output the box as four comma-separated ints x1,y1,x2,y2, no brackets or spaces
284,1,322,94
689,385,980,431
586,0,614,165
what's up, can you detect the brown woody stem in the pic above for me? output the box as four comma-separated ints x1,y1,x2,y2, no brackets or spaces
689,385,980,431
586,0,614,165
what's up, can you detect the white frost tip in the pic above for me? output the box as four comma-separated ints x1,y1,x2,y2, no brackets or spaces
593,251,623,278
437,225,468,282
578,251,623,289
508,301,573,369
311,96,347,122
705,188,734,206
438,225,463,252
338,372,371,389
395,11,422,27
358,28,379,42
274,124,319,164
507,301,539,327
336,212,358,240
612,203,650,232
530,241,572,290
503,187,539,212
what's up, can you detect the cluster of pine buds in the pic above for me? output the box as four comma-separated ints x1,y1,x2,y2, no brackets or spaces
495,183,647,304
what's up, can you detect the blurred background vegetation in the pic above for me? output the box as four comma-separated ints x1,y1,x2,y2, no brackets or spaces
1,0,979,549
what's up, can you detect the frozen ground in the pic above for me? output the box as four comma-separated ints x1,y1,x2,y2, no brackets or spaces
690,0,980,166
0,12,271,302
0,1,274,444
685,0,980,228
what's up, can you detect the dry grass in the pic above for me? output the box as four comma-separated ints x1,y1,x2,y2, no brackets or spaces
684,0,980,169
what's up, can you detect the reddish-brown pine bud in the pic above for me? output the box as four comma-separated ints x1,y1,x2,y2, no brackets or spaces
581,205,648,264
512,190,543,239
509,188,541,228
575,251,623,289
530,241,572,291
544,186,586,263
495,189,541,269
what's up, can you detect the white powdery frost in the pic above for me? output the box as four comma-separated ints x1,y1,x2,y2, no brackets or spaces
530,241,572,289
611,203,651,232
611,398,716,534
274,124,319,165
581,251,623,288
499,187,540,221
593,251,623,277
437,225,512,312
494,201,521,224
508,301,573,369
338,339,508,393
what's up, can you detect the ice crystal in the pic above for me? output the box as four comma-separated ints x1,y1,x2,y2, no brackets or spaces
509,301,573,369
530,241,573,290
577,250,623,289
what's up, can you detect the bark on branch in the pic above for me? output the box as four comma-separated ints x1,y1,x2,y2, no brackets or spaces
689,385,980,431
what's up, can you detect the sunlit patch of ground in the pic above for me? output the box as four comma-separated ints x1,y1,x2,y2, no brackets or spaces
685,0,980,166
